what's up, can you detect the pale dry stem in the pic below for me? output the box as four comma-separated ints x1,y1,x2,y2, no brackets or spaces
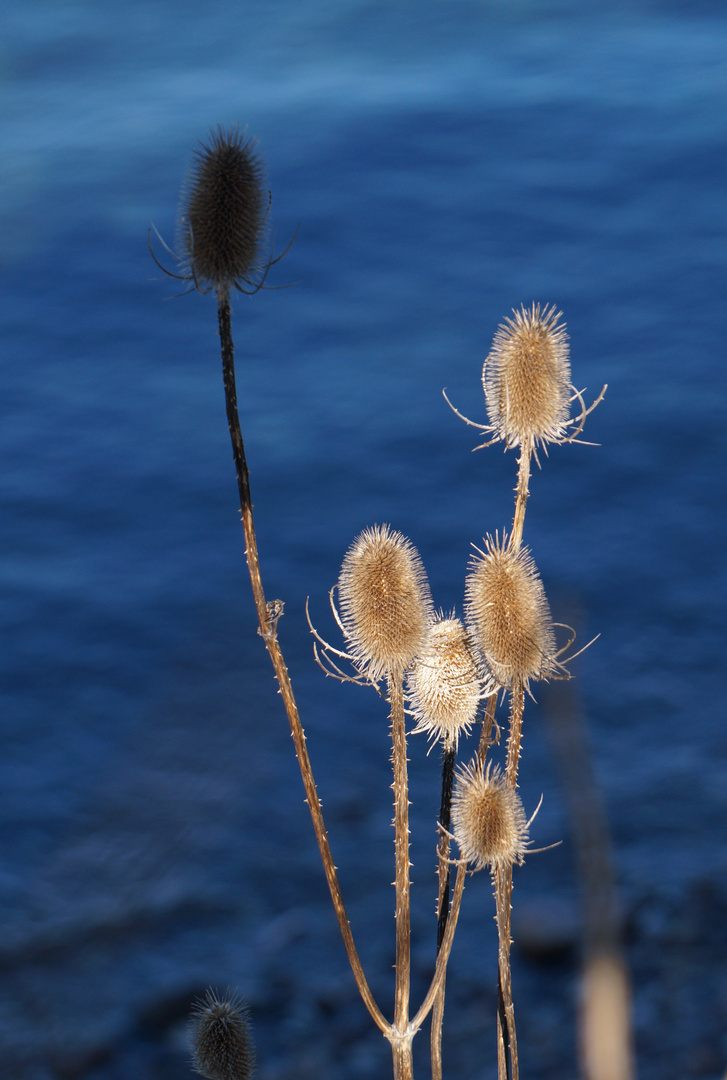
494,862,518,1080
389,675,411,1035
510,436,532,553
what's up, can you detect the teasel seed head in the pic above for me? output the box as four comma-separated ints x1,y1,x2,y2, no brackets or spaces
179,127,266,293
337,524,433,682
189,989,255,1080
407,615,492,748
483,303,571,449
452,759,529,871
465,533,557,690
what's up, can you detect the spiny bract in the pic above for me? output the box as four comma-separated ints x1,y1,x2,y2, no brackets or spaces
407,616,491,748
189,989,255,1080
483,303,571,449
337,524,433,682
465,533,557,690
179,127,265,292
452,759,529,872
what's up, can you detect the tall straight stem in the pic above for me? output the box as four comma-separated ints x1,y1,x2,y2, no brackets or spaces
431,743,456,1080
494,863,518,1080
389,675,411,1036
217,288,387,1036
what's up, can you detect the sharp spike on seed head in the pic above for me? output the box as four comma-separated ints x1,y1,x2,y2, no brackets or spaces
179,127,266,293
337,524,433,682
465,533,557,690
452,759,529,871
189,988,256,1080
483,303,571,449
407,615,492,748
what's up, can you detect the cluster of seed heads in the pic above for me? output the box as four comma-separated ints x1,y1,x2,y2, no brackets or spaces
189,989,255,1080
451,760,529,872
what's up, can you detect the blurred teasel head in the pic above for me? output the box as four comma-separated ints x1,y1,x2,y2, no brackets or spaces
178,127,267,294
483,303,571,450
337,524,433,683
407,615,492,748
465,533,557,690
452,759,529,872
189,989,255,1080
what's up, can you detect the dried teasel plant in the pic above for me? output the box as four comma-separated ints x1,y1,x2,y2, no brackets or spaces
464,532,560,692
154,133,606,1080
451,759,530,872
444,303,605,550
337,523,433,683
407,615,492,750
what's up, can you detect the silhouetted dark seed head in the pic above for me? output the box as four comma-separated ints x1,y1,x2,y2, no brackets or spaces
179,128,266,292
189,989,255,1080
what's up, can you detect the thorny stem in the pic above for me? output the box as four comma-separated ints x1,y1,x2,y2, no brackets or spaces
389,675,411,1036
431,743,456,1080
510,437,532,552
477,692,499,766
494,866,517,1080
505,683,525,790
217,287,388,1036
491,682,526,1078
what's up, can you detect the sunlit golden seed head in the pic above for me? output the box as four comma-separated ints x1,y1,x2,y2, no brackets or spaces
407,616,492,748
483,303,571,449
337,524,433,682
464,534,556,690
189,989,255,1080
452,759,529,872
179,127,266,292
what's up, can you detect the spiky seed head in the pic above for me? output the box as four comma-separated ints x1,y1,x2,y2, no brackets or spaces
465,534,556,690
452,759,529,871
407,616,491,747
337,524,433,682
189,989,255,1080
483,303,571,449
179,127,265,291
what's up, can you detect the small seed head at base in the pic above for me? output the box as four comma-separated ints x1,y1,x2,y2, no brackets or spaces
337,524,433,683
452,759,529,872
189,989,255,1080
407,615,491,748
465,533,557,690
483,303,571,449
179,127,266,292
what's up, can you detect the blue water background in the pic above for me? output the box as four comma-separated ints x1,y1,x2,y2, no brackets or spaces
2,1,726,1077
